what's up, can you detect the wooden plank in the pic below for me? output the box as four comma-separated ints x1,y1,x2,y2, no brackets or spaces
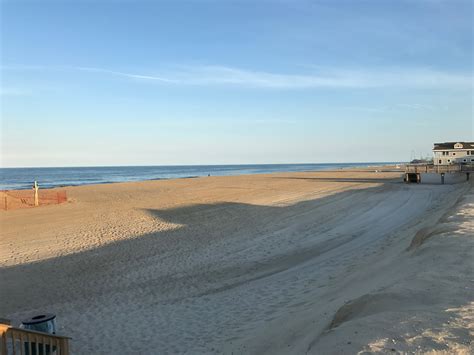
19,332,24,355
12,330,17,355
27,334,32,355
48,336,53,355
62,337,70,355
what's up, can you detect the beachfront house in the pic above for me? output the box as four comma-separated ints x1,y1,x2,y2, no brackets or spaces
433,142,474,165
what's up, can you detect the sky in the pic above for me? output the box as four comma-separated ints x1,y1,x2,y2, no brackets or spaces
0,0,473,167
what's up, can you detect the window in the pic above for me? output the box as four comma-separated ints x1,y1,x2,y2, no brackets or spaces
439,160,442,164
453,153,456,156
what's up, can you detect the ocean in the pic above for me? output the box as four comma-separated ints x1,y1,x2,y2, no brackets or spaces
0,163,398,190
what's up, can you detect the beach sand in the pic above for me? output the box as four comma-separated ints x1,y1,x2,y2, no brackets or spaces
0,169,472,353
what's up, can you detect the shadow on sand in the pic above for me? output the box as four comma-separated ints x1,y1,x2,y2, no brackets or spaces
271,176,403,184
0,183,389,314
1,178,469,353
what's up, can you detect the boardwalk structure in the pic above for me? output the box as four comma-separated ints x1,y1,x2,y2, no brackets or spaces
405,163,472,184
405,142,474,184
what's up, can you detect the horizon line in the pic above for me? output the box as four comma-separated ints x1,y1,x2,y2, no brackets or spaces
0,161,406,169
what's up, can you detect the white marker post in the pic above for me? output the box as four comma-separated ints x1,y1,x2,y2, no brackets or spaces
33,181,39,207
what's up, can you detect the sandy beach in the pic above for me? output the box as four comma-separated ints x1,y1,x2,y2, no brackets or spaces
0,169,472,354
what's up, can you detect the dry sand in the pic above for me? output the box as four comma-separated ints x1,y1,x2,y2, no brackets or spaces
0,169,472,354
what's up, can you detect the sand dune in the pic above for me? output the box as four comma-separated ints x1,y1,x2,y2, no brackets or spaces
0,170,472,353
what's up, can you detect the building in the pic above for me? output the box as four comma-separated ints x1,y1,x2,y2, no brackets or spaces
405,141,473,184
433,142,474,165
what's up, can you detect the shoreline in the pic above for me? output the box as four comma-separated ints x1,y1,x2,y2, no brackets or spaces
0,162,404,191
0,161,404,170
0,175,202,192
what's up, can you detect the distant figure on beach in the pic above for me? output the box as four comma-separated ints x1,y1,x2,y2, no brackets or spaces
208,173,211,177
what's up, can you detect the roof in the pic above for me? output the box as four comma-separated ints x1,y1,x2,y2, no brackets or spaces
433,142,474,150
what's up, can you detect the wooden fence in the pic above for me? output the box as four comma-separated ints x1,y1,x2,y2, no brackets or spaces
0,323,70,355
0,190,67,211
405,163,474,174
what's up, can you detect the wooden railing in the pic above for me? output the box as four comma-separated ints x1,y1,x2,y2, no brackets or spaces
405,164,474,174
0,323,70,355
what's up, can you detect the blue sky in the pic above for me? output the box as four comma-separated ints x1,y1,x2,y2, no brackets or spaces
1,0,472,167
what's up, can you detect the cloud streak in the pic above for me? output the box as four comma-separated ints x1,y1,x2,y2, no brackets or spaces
75,67,178,83
3,64,472,90
341,102,441,113
75,65,474,89
0,88,31,96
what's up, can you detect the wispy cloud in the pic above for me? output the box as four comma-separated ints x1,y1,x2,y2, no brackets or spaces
341,103,440,113
74,65,474,89
395,103,435,110
340,106,389,113
0,88,31,96
2,64,472,90
75,67,179,83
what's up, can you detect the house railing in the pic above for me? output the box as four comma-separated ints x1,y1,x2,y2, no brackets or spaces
405,164,474,174
0,323,70,355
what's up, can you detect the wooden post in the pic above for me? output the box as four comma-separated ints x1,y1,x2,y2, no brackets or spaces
4,196,7,211
33,181,39,207
61,337,70,355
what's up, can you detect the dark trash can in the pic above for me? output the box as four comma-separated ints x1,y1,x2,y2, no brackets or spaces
20,314,57,355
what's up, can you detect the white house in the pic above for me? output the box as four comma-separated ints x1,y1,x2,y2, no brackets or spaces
433,142,474,165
